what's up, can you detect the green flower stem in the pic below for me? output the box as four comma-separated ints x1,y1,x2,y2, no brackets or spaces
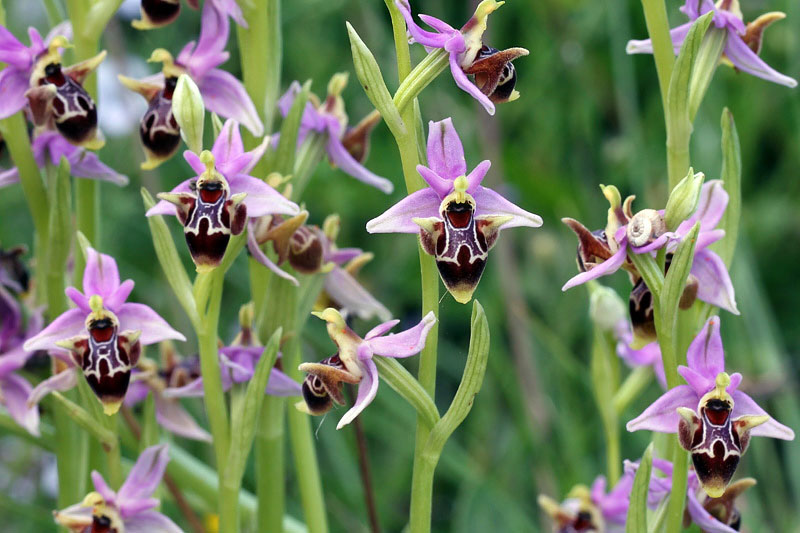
591,328,621,485
237,0,281,135
638,0,675,116
276,274,329,533
613,366,653,413
0,411,55,450
373,357,440,429
393,48,449,115
195,270,230,472
291,134,327,201
250,260,288,533
386,2,441,531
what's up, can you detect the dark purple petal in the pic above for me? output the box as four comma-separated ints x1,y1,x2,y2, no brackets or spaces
678,365,714,398
336,358,378,429
626,384,698,433
417,166,451,199
366,188,441,234
115,303,186,345
464,160,491,193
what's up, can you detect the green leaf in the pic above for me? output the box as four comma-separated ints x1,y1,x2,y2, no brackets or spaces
425,300,490,457
224,328,283,487
713,108,741,267
373,357,440,430
266,80,311,175
141,188,200,329
661,222,700,341
346,21,406,139
626,442,654,533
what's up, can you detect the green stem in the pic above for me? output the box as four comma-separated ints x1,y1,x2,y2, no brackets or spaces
638,0,675,117
291,134,327,201
613,366,653,413
393,48,449,115
666,442,689,532
250,260,288,533
195,271,230,471
385,2,441,531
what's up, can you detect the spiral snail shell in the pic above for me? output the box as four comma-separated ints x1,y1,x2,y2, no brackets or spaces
626,209,666,247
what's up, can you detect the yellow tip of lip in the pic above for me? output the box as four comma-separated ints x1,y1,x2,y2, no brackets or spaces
102,400,123,416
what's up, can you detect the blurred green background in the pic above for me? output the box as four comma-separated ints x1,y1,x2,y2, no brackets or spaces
1,0,799,531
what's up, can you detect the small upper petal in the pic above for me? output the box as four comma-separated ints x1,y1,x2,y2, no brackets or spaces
366,311,436,359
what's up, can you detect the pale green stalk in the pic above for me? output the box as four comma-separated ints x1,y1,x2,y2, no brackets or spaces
637,0,675,116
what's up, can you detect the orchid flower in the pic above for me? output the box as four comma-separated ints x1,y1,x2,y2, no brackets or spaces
538,469,638,533
276,76,393,193
627,457,757,533
563,181,738,345
0,287,41,435
0,130,128,188
120,3,263,169
162,303,301,399
24,247,184,414
395,0,528,114
627,317,794,497
249,211,391,321
124,341,211,442
134,0,245,30
0,22,106,148
367,117,541,304
627,0,796,88
298,307,435,429
54,444,182,532
147,119,299,270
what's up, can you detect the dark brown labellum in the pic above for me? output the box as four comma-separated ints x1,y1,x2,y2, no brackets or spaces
420,200,489,304
68,318,140,409
42,63,98,145
463,45,527,104
141,0,181,26
0,246,30,293
301,355,348,415
177,177,246,269
140,76,181,159
288,226,324,274
629,277,656,342
90,514,117,533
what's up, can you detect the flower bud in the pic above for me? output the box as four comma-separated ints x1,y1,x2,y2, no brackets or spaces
589,285,627,332
172,74,205,154
664,169,704,230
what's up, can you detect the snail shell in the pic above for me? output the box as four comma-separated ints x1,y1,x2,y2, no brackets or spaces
626,209,666,247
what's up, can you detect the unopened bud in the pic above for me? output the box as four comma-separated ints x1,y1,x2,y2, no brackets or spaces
664,168,704,230
589,285,626,332
172,74,205,154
